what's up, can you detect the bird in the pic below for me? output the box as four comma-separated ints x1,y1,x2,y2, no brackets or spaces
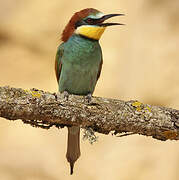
55,8,124,175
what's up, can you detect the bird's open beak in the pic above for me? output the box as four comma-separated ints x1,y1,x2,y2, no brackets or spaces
97,14,125,27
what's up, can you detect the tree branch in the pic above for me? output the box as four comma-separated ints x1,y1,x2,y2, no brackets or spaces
0,86,179,141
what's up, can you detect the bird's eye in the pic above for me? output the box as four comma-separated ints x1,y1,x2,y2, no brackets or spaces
85,18,94,24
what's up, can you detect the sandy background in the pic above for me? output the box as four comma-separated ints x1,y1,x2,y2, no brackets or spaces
0,0,179,179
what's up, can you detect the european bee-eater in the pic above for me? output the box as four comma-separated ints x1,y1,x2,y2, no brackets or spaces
55,8,124,174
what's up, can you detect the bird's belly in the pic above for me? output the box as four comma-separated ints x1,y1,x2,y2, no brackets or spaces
59,63,99,95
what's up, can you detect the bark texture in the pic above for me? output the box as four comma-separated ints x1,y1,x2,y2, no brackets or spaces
0,86,179,141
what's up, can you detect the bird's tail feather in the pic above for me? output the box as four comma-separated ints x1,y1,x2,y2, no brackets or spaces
66,126,80,175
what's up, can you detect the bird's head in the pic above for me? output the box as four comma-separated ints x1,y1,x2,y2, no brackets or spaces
61,8,124,42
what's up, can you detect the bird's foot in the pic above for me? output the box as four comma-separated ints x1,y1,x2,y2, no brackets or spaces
55,91,69,101
63,91,69,100
85,93,92,103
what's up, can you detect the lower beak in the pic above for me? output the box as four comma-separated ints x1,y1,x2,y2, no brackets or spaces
98,13,125,27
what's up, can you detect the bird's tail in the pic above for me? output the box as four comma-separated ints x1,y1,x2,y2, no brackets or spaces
66,126,81,175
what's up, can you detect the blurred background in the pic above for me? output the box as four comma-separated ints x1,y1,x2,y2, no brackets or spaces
0,0,179,179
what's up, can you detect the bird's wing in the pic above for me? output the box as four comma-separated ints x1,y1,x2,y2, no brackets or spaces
55,43,64,83
97,56,103,81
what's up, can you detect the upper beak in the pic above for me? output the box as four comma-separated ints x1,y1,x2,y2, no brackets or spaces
97,14,125,27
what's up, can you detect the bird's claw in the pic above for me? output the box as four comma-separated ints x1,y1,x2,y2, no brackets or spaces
85,93,92,103
55,91,69,101
63,91,69,100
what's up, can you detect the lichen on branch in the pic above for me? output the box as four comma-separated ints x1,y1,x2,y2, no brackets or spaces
0,86,179,141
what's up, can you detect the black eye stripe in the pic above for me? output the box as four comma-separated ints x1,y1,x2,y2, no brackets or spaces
75,18,102,29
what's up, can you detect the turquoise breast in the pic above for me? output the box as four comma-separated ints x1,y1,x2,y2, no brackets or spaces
59,34,102,95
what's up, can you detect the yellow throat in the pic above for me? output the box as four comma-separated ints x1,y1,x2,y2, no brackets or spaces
76,25,106,40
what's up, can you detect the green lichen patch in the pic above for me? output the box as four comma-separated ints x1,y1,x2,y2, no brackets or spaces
82,127,98,144
131,101,152,113
132,101,142,111
145,106,151,113
24,89,42,98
